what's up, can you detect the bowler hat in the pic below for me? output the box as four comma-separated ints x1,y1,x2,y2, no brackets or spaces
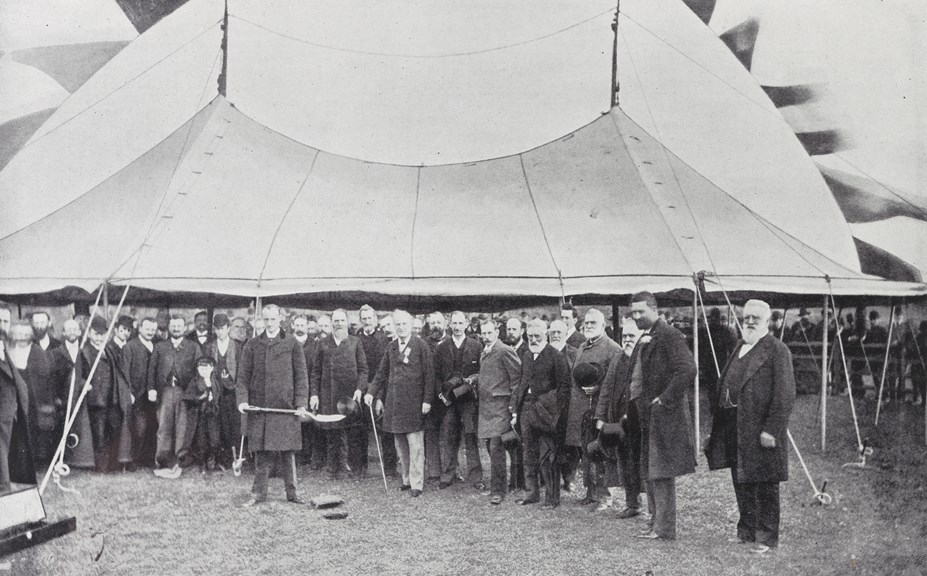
573,362,605,387
213,313,230,327
90,316,108,334
196,356,216,367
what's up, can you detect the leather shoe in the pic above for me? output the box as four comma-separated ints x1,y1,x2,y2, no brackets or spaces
439,481,452,489
472,482,486,491
287,496,306,505
635,531,661,540
616,507,641,519
399,484,411,491
576,496,597,506
241,498,265,508
516,497,539,505
490,495,503,505
639,526,655,534
540,503,560,510
749,544,770,555
410,489,422,498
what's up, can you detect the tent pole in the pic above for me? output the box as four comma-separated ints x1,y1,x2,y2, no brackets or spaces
692,286,700,459
610,0,620,107
821,294,828,452
874,302,895,426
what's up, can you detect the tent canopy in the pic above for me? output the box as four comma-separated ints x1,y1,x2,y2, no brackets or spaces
1,0,922,301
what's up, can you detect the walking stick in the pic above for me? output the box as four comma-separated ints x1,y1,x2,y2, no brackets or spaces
232,435,246,477
368,401,389,493
787,429,832,505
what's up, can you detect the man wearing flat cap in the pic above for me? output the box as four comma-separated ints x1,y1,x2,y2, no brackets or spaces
202,313,242,469
705,299,795,555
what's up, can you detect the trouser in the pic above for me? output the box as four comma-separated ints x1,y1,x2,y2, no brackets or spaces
618,398,642,509
509,423,525,490
560,446,581,487
0,418,12,493
380,431,398,475
394,431,425,491
252,450,297,501
325,426,364,476
485,436,508,497
217,389,240,467
425,428,441,479
645,477,677,540
155,386,190,468
300,422,327,469
521,403,562,505
189,410,220,469
912,364,926,403
353,408,370,475
439,400,482,483
132,399,158,467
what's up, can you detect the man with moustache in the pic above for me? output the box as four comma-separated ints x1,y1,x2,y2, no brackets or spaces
435,311,483,489
186,311,214,347
355,304,394,476
424,312,447,481
705,300,796,555
506,318,528,359
1,315,35,492
365,310,435,498
549,319,581,491
631,291,697,541
202,314,243,469
238,304,310,506
560,304,585,348
472,319,522,505
571,308,622,505
317,315,333,341
10,322,55,468
122,317,158,467
49,319,94,468
149,314,202,478
509,319,571,508
291,314,325,469
311,309,369,479
105,316,136,471
31,311,61,351
595,316,645,517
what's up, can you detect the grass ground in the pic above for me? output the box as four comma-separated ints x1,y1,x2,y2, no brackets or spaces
3,394,926,576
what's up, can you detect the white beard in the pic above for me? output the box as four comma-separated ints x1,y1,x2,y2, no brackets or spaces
742,327,767,345
528,342,547,355
9,346,30,370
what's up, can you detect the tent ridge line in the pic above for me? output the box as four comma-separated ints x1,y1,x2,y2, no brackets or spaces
256,149,320,287
518,154,565,298
410,167,422,279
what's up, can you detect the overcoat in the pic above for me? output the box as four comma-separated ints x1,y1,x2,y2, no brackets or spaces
237,331,309,452
473,340,521,439
368,336,435,434
706,334,795,482
510,344,571,433
1,354,35,486
310,335,368,416
566,336,620,446
639,319,697,480
434,335,482,434
595,351,634,424
123,338,154,398
49,345,94,467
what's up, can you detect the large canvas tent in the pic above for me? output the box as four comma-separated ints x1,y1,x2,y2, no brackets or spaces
0,0,923,301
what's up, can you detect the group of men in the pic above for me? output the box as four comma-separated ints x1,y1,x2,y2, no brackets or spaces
0,293,796,553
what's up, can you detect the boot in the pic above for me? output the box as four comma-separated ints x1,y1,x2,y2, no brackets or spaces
517,473,540,505
596,487,619,512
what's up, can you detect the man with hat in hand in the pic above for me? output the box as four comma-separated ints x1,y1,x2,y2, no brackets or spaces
365,310,435,497
472,319,521,505
238,304,310,505
311,309,368,480
705,299,795,555
509,318,570,508
202,313,242,469
630,291,697,541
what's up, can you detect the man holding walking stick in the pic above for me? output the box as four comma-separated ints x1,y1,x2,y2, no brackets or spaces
238,304,310,506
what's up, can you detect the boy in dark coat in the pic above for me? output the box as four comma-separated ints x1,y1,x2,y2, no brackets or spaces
186,356,222,472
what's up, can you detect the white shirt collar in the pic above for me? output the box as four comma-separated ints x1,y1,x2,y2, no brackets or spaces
265,328,280,339
294,334,308,344
452,334,466,348
38,334,51,349
65,340,79,361
217,337,230,354
170,337,184,347
141,338,153,352
550,341,566,352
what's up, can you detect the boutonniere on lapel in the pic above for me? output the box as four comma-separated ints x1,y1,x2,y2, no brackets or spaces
638,335,652,346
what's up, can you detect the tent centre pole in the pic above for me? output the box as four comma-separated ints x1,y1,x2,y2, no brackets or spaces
692,286,700,459
821,294,828,452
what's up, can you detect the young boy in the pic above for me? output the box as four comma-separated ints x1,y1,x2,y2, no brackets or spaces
185,356,221,472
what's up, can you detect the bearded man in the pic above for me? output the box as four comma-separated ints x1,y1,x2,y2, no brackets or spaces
1,315,35,492
31,311,61,351
705,299,796,555
9,322,55,468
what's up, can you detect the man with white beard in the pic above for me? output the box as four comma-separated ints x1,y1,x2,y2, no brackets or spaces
10,322,56,468
705,300,795,555
1,316,34,492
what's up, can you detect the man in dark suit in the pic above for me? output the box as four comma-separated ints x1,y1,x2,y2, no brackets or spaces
186,311,214,347
105,315,136,471
560,304,586,349
237,304,310,506
510,319,571,508
310,308,368,480
1,317,36,492
473,319,521,505
631,291,697,541
291,314,324,469
30,311,61,351
9,322,55,469
706,299,796,555
365,310,435,498
124,317,158,467
149,314,202,478
202,314,243,469
595,316,644,516
355,304,394,476
434,311,483,489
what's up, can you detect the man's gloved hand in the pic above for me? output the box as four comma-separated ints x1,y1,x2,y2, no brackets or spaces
310,396,319,411
510,413,518,428
147,390,157,402
238,402,250,414
595,419,605,430
352,389,363,403
422,402,431,415
364,393,374,407
375,399,384,416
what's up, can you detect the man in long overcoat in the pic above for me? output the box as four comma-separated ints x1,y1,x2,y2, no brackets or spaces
571,308,621,505
365,310,435,497
1,319,35,493
237,304,309,505
631,292,697,541
123,317,158,467
202,314,243,469
473,319,521,505
706,299,795,554
311,308,368,479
